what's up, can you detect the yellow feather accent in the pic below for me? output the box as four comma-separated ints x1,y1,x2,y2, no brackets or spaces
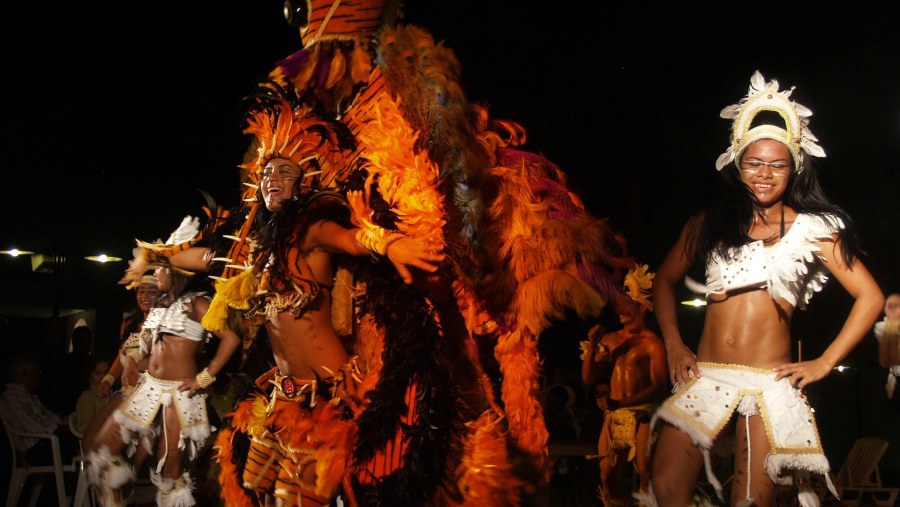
201,269,257,332
215,268,257,308
200,294,231,333
230,395,268,441
245,396,268,441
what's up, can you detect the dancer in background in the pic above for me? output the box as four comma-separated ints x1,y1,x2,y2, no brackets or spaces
84,273,161,505
582,264,667,505
89,217,241,507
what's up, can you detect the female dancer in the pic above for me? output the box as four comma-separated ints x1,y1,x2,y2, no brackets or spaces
88,217,241,507
647,71,884,507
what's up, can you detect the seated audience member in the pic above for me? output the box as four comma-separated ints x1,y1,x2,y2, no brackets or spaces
0,349,76,463
73,356,113,435
875,291,900,398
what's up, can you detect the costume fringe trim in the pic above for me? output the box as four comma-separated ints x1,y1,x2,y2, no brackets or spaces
765,453,832,480
632,484,658,507
87,446,135,489
152,471,196,507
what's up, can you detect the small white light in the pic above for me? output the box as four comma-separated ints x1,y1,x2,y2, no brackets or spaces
85,254,123,263
2,249,35,257
836,365,846,372
681,298,707,307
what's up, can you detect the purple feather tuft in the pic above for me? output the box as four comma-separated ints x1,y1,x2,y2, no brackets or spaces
275,49,311,79
314,46,333,87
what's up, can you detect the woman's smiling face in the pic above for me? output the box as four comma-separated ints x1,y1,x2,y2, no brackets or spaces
260,158,303,212
739,139,793,207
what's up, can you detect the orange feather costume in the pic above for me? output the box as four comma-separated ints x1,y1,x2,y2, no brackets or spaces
208,2,622,505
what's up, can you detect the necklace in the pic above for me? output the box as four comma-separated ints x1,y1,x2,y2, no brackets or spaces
753,206,786,242
780,205,785,238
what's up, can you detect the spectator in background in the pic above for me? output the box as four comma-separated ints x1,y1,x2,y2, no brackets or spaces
37,316,69,414
60,324,96,415
542,383,578,442
0,349,76,462
875,291,900,398
73,356,112,435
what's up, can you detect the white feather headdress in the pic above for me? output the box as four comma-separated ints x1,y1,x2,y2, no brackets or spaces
715,70,825,173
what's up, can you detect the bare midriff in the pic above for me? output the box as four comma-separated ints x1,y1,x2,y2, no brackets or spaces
698,288,795,368
266,288,349,380
149,334,201,380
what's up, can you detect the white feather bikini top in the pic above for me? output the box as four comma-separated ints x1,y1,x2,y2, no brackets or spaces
142,291,212,343
705,213,843,308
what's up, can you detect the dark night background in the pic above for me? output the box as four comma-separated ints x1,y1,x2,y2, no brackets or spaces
1,0,899,499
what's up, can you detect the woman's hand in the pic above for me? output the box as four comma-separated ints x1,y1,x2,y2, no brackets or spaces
385,237,444,284
773,358,833,389
121,358,141,388
666,341,699,387
178,379,203,397
347,174,377,228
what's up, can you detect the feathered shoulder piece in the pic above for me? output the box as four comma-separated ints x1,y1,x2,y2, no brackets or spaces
716,70,824,173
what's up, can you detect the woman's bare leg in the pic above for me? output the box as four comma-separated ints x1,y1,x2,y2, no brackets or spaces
83,391,124,451
157,404,184,480
650,424,705,507
731,413,774,507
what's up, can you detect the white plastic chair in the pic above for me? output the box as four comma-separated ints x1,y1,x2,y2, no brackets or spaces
1,413,74,507
832,437,900,507
67,413,96,507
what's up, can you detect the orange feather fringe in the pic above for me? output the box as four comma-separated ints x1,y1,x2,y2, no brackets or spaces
456,409,525,507
214,427,257,507
494,330,548,471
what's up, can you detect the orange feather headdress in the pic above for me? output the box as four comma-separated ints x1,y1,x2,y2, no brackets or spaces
240,94,355,194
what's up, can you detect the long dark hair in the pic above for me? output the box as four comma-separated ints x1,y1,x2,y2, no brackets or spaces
158,267,211,307
690,153,861,266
